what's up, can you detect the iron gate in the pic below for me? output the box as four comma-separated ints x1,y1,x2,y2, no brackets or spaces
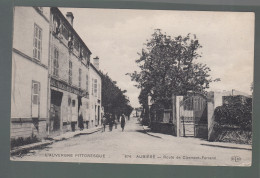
179,95,207,137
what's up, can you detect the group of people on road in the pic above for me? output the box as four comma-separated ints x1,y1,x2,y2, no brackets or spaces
101,113,126,132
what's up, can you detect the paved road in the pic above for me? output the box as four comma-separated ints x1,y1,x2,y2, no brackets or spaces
11,117,251,166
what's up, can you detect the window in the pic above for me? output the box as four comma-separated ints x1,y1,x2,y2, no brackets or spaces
92,78,94,95
98,83,101,99
94,79,97,97
53,15,61,35
61,24,69,40
32,82,40,105
68,97,71,106
33,24,42,60
53,48,59,77
74,38,79,52
68,33,74,50
86,74,89,92
69,61,72,84
72,100,75,107
79,68,82,88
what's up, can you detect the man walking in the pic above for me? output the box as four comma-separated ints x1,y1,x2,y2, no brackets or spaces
101,115,107,132
121,114,126,132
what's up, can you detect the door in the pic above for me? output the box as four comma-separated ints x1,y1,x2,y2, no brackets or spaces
50,90,63,132
32,81,40,118
98,106,100,125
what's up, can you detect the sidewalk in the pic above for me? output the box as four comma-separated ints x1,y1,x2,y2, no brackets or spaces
142,125,252,151
10,126,102,156
51,126,102,141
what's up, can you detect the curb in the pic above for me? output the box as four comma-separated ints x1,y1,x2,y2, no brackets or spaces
10,140,53,156
141,124,162,139
11,127,102,156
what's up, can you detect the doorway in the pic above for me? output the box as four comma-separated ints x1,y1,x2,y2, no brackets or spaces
50,89,63,132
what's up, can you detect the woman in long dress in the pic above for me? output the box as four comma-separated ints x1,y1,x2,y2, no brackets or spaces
121,114,126,131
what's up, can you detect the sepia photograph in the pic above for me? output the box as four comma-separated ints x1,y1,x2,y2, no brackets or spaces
10,6,254,166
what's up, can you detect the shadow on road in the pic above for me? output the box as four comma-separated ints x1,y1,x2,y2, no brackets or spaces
135,129,162,139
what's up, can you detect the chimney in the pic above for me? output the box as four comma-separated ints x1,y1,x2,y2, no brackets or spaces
66,12,74,26
93,56,99,70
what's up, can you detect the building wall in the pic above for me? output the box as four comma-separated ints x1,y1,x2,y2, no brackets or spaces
89,65,102,127
49,8,93,133
11,53,48,119
13,7,49,67
11,7,49,139
213,90,251,109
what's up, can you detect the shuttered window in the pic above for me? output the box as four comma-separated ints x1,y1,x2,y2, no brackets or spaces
94,79,97,97
69,61,72,84
86,74,89,92
33,24,42,61
53,48,59,77
98,83,101,99
79,68,82,88
32,82,40,105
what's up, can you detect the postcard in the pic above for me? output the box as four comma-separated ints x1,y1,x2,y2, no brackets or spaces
10,6,254,166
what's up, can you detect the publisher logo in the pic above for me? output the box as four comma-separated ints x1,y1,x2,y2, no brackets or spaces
231,156,241,162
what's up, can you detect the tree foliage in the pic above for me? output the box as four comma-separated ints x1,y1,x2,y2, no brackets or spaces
128,29,219,107
101,72,133,117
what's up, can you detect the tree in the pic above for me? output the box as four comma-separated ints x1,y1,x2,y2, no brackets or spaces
128,29,219,109
101,72,133,119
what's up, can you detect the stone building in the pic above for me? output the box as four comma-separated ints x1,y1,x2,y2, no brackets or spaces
89,57,102,128
49,7,99,135
11,7,50,139
11,7,102,141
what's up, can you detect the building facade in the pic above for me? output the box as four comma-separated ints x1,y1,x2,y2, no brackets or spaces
11,7,50,139
49,7,99,135
11,7,102,141
89,61,102,128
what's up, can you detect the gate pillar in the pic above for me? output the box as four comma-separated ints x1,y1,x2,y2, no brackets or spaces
207,94,215,140
175,96,183,137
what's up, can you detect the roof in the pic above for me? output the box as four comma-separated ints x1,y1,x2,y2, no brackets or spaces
51,7,92,55
90,63,102,78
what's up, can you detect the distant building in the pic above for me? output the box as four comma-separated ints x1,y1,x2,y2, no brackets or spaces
207,89,251,109
11,7,50,139
89,60,102,127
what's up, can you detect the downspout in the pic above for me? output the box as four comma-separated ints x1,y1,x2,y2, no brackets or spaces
46,10,52,136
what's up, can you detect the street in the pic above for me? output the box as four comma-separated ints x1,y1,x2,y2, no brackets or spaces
11,117,252,166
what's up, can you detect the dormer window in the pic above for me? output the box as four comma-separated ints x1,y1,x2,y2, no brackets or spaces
87,55,90,67
53,16,61,36
79,48,83,59
74,38,79,52
61,25,69,40
68,33,74,50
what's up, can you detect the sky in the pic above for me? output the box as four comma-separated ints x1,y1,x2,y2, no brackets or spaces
60,8,254,108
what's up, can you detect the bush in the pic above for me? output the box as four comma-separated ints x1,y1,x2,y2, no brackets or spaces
212,96,252,144
214,97,252,131
11,135,40,149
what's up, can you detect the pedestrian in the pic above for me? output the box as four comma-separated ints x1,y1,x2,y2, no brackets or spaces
114,114,118,129
101,115,107,132
78,106,84,131
108,114,114,131
121,114,126,132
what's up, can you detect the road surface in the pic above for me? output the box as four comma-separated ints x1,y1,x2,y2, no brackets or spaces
11,117,251,166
